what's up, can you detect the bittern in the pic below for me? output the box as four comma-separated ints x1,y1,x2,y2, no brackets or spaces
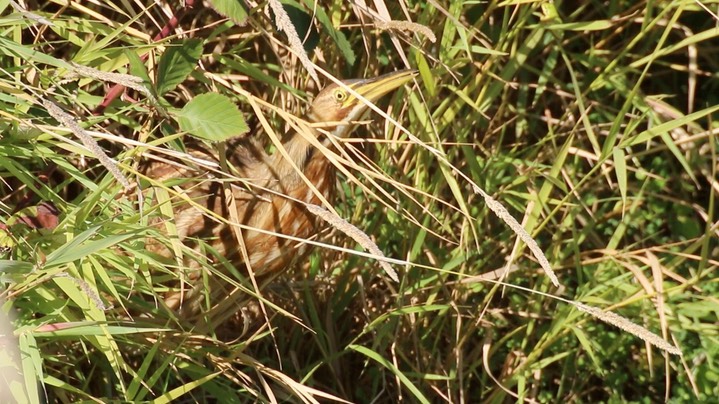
144,70,416,317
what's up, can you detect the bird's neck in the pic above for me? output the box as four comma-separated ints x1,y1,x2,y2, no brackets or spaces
267,126,331,190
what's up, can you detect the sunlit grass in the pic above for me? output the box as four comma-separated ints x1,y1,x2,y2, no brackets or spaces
1,0,717,402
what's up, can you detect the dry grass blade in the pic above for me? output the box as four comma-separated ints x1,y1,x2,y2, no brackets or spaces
9,0,52,26
69,63,146,95
573,302,682,356
81,128,221,169
66,63,160,112
268,0,319,84
42,99,132,190
472,185,560,287
305,203,399,282
375,20,437,43
54,273,112,311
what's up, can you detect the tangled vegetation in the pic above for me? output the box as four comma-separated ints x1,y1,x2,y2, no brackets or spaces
1,0,717,402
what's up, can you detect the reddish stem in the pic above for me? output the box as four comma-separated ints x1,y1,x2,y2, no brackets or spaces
93,0,197,115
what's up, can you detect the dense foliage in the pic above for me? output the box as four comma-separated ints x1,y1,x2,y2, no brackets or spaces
0,0,717,402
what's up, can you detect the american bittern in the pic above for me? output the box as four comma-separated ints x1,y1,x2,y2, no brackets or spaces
144,70,417,318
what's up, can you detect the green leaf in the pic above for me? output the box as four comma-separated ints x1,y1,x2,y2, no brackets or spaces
176,93,249,141
0,260,34,274
207,0,248,25
569,325,602,371
298,0,355,64
151,372,221,404
415,51,436,97
33,322,169,337
43,226,138,268
621,104,719,147
126,49,153,88
0,308,28,403
349,344,430,404
451,45,508,56
540,20,614,31
0,36,72,69
156,39,203,96
43,225,102,267
42,375,94,400
0,260,34,283
18,332,43,403
612,147,627,210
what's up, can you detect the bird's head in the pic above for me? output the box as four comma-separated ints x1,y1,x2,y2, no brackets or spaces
307,69,417,138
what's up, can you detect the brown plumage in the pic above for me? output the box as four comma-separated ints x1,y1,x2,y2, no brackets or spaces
143,70,416,319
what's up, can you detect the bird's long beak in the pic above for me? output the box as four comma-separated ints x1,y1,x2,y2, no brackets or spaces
348,69,418,105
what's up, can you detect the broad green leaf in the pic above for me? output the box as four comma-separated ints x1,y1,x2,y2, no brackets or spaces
207,0,248,25
156,39,203,96
677,300,719,318
176,93,249,141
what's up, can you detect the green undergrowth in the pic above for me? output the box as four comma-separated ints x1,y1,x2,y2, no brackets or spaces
0,0,717,402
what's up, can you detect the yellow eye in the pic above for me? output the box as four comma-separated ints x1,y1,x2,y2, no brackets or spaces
333,89,347,102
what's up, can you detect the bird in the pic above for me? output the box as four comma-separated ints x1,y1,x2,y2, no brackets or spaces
142,69,417,322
